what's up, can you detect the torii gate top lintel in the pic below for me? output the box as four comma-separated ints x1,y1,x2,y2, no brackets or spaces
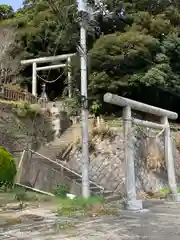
104,92,178,120
20,53,76,65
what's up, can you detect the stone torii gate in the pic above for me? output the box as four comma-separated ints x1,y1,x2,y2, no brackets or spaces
104,92,180,210
21,53,76,98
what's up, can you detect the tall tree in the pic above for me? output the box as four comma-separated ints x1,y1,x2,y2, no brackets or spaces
1,0,180,113
0,4,14,20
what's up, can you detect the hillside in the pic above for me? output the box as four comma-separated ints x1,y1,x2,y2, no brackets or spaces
0,100,53,161
0,1,180,115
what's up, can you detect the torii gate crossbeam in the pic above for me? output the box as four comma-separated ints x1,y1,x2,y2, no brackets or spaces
21,53,76,98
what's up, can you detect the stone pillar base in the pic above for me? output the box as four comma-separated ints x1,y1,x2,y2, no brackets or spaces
126,199,143,211
167,194,180,202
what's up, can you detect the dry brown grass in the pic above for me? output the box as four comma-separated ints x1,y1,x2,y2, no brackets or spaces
86,203,120,217
74,125,116,153
91,126,116,141
143,137,165,171
137,191,164,200
74,136,96,153
175,132,180,152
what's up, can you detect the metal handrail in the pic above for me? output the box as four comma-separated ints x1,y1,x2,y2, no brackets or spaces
29,149,104,191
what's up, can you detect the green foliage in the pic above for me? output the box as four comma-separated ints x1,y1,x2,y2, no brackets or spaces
159,187,170,197
91,101,102,117
2,0,180,114
56,196,104,217
87,0,180,109
89,30,161,94
0,147,17,187
63,97,80,116
0,4,14,20
54,184,70,198
159,187,180,197
13,102,42,118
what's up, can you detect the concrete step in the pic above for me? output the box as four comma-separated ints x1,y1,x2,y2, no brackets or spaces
105,194,122,202
30,155,120,202
103,190,115,197
89,186,102,193
30,154,104,196
28,120,108,197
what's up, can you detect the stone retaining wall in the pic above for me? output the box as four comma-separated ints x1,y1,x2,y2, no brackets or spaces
65,127,180,196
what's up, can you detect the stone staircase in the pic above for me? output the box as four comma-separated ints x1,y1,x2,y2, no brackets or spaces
29,149,105,196
34,117,95,160
34,122,82,161
23,120,105,196
22,112,121,201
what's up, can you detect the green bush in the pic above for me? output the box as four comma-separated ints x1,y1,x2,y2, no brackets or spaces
54,184,70,198
13,102,41,118
0,147,17,188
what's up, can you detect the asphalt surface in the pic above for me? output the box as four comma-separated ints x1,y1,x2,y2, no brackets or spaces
1,201,180,239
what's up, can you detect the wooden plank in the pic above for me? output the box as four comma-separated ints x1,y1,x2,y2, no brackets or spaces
15,183,54,196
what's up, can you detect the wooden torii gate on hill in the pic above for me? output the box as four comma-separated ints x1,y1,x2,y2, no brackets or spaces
104,92,180,210
21,53,76,98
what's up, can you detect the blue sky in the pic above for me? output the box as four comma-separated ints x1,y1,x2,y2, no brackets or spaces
0,0,23,11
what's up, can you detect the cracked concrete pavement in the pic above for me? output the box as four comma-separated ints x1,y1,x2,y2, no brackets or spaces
1,201,180,239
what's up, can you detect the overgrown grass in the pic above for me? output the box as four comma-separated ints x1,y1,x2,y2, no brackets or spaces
0,186,53,207
14,188,52,203
159,187,180,198
56,196,118,218
0,186,119,219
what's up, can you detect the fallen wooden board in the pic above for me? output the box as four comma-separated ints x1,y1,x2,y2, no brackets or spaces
15,183,55,197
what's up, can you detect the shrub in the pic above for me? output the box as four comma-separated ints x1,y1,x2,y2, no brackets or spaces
29,104,42,116
159,187,170,197
12,102,29,117
0,147,17,188
13,102,41,118
54,184,70,198
91,101,102,117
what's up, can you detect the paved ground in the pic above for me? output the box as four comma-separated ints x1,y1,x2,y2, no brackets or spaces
1,201,180,239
